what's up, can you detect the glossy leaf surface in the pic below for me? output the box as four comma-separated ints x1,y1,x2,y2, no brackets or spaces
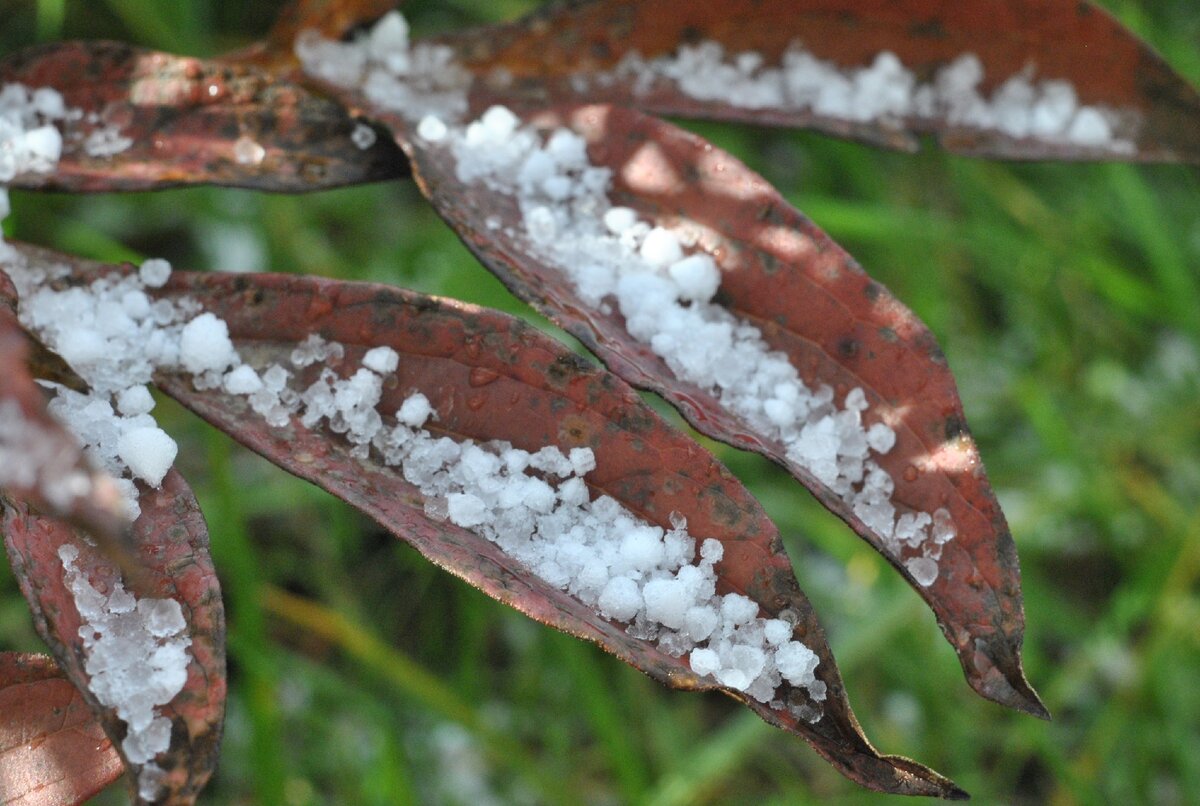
2,468,226,806
439,0,1200,162
0,653,123,806
0,41,407,193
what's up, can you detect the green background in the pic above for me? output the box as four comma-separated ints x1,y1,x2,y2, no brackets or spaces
2,1,1198,803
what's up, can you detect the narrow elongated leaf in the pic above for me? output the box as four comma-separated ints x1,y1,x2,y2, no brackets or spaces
0,42,407,193
2,243,965,797
368,101,1043,717
0,652,123,806
0,273,138,575
2,470,226,805
438,0,1200,163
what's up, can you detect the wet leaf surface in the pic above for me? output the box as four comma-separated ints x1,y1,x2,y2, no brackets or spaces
438,0,1200,163
2,468,226,806
0,271,138,575
0,652,123,806
378,102,1045,718
7,256,972,798
0,41,408,193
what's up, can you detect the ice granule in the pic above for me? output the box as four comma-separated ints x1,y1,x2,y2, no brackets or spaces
116,426,177,487
351,123,378,150
138,258,171,288
362,345,399,374
179,313,236,375
905,556,939,587
116,385,155,416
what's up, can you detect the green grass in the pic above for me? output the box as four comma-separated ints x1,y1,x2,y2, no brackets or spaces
3,1,1199,803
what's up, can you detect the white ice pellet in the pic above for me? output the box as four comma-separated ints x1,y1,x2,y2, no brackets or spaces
351,123,378,150
639,227,684,268
603,207,639,235
116,426,177,488
179,313,236,375
223,364,263,395
138,258,172,288
667,253,721,303
905,556,939,587
116,386,155,416
417,115,448,142
447,492,489,527
598,576,642,622
397,393,433,427
362,345,400,374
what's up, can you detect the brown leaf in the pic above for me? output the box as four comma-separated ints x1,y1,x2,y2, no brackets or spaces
0,41,407,193
2,470,226,805
0,272,138,577
61,262,971,798
439,0,1200,163
366,102,1044,719
0,652,123,806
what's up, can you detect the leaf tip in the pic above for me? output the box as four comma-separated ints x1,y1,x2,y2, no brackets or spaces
964,632,1049,720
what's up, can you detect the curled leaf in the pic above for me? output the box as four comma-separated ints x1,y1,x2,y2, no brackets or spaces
0,41,407,193
440,0,1200,163
2,469,226,805
0,652,123,806
86,263,966,798
383,102,1045,718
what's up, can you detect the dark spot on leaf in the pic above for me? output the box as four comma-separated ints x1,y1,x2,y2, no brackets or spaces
863,282,881,302
837,337,859,358
878,326,898,343
944,414,967,441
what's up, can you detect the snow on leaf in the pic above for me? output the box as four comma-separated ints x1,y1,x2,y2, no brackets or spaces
371,101,1044,718
0,652,124,806
436,0,1200,163
1,469,226,806
0,41,407,193
33,259,969,799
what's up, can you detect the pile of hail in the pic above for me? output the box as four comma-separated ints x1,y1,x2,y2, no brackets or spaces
296,12,957,589
584,41,1137,151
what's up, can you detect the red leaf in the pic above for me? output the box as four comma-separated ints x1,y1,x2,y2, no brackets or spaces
0,272,138,575
0,247,966,797
359,101,1044,718
0,652,123,806
439,0,1200,163
0,42,407,193
2,470,226,805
